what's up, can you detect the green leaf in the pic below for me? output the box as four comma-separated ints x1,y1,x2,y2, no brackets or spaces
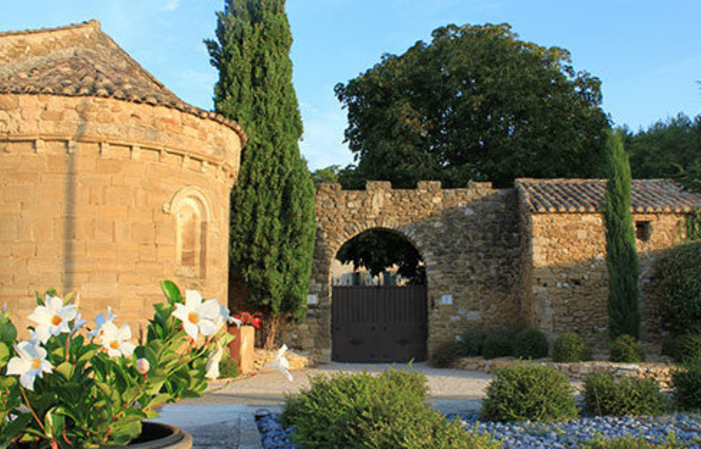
160,281,182,305
0,342,10,367
54,362,74,380
107,420,142,445
0,413,32,445
0,316,17,342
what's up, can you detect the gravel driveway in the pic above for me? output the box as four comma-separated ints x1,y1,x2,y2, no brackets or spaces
179,361,493,411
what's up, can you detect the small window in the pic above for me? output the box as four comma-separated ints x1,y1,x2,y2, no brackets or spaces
635,221,652,243
176,197,207,278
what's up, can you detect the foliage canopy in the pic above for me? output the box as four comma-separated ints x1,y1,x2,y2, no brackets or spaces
335,23,610,188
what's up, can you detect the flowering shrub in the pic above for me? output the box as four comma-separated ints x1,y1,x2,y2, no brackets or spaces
232,312,262,329
0,281,249,448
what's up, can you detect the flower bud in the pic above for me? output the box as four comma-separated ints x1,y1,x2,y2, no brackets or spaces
136,358,150,375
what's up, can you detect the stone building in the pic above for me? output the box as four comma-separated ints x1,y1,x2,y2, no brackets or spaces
291,179,701,362
517,178,701,352
0,21,245,331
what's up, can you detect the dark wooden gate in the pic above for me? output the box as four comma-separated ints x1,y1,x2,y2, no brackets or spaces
332,286,427,362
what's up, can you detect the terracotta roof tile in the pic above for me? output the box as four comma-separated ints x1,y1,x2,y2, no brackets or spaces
516,178,701,214
0,20,246,144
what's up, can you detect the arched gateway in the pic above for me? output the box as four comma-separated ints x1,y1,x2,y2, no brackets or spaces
285,181,522,363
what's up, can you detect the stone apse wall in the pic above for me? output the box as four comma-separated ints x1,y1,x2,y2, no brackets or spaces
285,181,522,362
0,93,243,332
519,209,686,352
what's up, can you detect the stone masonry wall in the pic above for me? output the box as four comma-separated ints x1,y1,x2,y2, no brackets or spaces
285,181,522,362
523,210,685,351
0,93,242,333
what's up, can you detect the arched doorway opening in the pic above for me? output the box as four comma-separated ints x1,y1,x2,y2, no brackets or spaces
331,228,427,362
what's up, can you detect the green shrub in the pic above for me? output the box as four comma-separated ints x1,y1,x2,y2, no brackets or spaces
431,340,464,368
480,363,577,423
281,369,499,448
609,335,645,363
672,359,701,411
360,406,501,449
578,433,690,448
553,332,592,363
458,331,484,357
654,241,701,335
582,372,668,417
218,353,240,379
482,333,513,360
514,329,549,359
661,335,701,364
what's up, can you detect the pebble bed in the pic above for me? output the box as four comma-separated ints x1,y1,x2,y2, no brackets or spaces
256,410,701,448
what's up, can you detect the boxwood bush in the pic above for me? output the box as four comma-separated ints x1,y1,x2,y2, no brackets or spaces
431,340,464,368
482,333,513,360
281,369,500,448
583,372,668,417
480,363,577,423
514,329,549,359
661,334,701,364
553,332,592,363
654,241,701,335
672,359,701,411
609,335,645,363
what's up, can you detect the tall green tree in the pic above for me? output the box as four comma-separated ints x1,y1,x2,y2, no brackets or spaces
335,23,610,189
206,0,316,346
603,131,640,340
625,113,701,191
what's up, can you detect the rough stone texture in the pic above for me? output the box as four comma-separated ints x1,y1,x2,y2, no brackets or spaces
284,181,522,363
0,93,242,333
520,207,687,351
455,357,676,388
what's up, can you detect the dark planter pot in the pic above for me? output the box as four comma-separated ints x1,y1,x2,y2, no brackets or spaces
8,422,192,449
120,422,193,449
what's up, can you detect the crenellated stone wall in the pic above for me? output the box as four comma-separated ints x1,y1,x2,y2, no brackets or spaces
0,93,243,333
284,180,522,362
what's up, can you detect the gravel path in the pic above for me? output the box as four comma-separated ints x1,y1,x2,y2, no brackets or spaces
179,361,493,408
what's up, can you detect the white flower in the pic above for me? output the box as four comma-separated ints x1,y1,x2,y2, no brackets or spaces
172,290,220,340
88,306,116,338
136,358,150,375
215,304,241,331
205,344,224,380
28,294,77,344
71,311,88,335
6,340,52,391
99,322,136,358
262,344,293,382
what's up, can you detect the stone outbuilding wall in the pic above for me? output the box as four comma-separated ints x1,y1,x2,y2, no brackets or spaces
517,179,700,351
286,181,522,362
0,21,245,331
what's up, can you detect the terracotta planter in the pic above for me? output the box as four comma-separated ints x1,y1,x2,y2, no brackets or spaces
120,422,193,449
228,325,255,374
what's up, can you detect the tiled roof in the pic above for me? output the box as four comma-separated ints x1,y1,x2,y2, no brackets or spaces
0,20,246,144
516,178,701,214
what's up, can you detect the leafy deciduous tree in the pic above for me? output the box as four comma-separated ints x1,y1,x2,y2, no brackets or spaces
335,23,610,189
336,230,426,285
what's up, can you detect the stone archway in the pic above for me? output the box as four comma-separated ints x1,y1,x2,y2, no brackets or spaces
331,227,428,362
288,180,522,363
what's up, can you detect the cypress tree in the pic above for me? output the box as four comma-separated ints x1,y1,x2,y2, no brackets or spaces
206,0,316,346
603,130,640,340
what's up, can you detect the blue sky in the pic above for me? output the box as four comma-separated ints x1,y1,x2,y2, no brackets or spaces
2,1,700,170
